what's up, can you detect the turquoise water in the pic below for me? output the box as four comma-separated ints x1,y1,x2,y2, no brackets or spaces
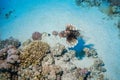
0,0,120,80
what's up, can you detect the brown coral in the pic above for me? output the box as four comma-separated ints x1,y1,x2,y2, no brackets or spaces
18,41,50,80
20,41,50,68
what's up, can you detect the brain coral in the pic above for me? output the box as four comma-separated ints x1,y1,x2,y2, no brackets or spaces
20,41,50,68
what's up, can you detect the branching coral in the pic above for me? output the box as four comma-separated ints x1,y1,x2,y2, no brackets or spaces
19,41,50,80
20,41,50,68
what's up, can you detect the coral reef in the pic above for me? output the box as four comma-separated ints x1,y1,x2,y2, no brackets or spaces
0,32,108,80
75,0,103,7
51,43,66,57
0,45,20,80
22,39,32,47
0,37,21,50
32,32,42,40
42,64,63,80
108,0,120,6
19,40,50,68
89,58,107,80
74,0,120,15
83,47,98,58
18,40,50,80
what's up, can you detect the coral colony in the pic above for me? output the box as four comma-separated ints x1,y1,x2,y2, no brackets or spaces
0,25,108,80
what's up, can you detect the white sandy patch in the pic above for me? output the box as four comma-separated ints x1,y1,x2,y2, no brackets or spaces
1,0,120,79
71,57,94,68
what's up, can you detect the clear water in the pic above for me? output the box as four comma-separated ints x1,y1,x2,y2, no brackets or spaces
0,0,120,80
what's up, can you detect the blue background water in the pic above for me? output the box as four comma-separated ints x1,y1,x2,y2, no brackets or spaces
0,0,120,80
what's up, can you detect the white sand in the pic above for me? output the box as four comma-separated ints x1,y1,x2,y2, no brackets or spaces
0,0,120,79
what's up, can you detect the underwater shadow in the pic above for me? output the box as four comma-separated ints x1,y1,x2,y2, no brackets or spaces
69,38,94,59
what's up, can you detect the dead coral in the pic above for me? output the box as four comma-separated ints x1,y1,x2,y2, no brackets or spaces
51,43,66,57
42,64,63,80
18,65,44,80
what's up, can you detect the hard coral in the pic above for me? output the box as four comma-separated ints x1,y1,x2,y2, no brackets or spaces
51,43,66,57
0,46,20,80
42,64,63,80
0,37,21,49
18,65,43,80
18,41,49,80
32,32,42,40
20,41,50,68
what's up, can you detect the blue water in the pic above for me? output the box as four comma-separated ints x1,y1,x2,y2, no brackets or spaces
0,0,120,80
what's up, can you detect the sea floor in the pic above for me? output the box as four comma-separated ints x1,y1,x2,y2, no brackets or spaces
0,0,120,80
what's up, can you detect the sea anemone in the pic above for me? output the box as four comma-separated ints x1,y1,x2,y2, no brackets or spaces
32,32,42,40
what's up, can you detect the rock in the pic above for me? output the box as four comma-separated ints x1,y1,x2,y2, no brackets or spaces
42,54,55,65
67,62,77,71
7,48,19,57
63,54,70,62
98,67,107,72
42,64,63,80
66,50,76,59
6,55,19,64
0,61,12,70
51,43,65,57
